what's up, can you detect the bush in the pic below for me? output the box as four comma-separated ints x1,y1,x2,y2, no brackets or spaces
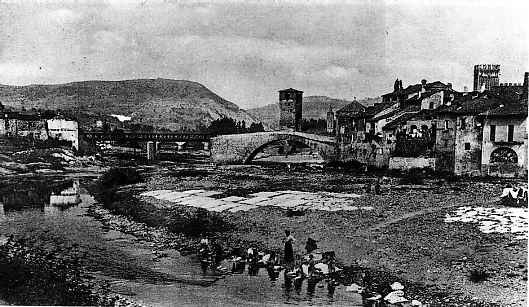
468,269,490,283
98,167,141,189
166,208,233,236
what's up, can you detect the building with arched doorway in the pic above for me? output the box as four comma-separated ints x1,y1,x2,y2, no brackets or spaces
480,102,527,177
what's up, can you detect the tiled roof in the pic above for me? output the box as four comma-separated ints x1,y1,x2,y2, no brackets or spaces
370,108,401,121
278,88,303,93
437,95,507,115
365,102,394,116
382,112,419,131
382,81,450,97
479,101,528,117
336,100,366,114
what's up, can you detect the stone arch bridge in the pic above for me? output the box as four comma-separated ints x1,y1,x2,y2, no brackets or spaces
211,131,338,164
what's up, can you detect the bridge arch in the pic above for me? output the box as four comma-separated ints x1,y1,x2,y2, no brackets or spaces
244,138,322,164
211,132,337,164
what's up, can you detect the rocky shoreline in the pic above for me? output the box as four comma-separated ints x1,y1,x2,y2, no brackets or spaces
87,192,501,307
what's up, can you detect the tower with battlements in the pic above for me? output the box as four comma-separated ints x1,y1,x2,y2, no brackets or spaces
473,64,500,91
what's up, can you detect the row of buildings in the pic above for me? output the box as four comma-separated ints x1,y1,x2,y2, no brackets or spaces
0,106,79,150
325,67,528,178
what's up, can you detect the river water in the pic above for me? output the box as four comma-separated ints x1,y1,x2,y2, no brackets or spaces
0,175,363,306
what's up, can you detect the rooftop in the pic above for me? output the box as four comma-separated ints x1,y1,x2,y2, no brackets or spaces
437,94,508,115
478,101,528,117
278,88,303,93
336,100,366,115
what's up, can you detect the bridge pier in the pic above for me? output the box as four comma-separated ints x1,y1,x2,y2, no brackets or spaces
155,142,161,157
146,141,155,161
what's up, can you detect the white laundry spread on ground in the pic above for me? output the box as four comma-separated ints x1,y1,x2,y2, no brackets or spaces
140,189,366,213
444,206,528,239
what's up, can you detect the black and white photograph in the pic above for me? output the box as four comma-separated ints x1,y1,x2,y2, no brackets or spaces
0,0,527,306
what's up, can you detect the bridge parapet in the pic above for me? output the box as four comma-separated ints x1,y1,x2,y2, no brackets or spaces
83,131,211,142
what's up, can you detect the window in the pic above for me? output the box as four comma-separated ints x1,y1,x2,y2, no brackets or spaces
490,125,496,142
444,120,449,130
464,143,470,150
429,100,434,109
460,117,466,130
508,125,514,142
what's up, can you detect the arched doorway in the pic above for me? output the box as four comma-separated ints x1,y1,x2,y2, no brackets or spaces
490,147,518,164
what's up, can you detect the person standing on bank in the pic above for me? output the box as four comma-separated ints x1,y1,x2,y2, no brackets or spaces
284,230,296,269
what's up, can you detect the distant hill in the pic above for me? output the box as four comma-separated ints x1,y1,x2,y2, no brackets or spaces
0,79,258,131
248,95,380,129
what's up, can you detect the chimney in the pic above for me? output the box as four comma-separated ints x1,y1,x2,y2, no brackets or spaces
419,79,427,97
447,83,452,89
463,86,468,92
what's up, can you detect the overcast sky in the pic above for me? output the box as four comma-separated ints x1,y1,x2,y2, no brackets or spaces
0,0,527,108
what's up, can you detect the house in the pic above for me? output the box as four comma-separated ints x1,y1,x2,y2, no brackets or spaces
381,79,453,108
0,110,79,150
434,93,507,175
47,117,80,150
335,99,366,143
0,111,50,140
479,101,527,177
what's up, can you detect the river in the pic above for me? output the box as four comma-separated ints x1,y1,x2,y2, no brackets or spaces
0,174,364,306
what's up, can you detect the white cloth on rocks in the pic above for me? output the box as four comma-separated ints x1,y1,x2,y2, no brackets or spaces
345,283,364,293
384,290,408,304
390,282,405,290
314,263,329,274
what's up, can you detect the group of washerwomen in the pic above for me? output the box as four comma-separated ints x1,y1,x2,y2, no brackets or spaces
198,236,282,279
197,230,336,281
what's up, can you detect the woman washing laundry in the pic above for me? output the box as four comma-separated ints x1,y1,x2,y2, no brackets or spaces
284,230,296,270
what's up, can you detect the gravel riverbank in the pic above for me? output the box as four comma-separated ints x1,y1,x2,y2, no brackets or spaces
89,163,527,306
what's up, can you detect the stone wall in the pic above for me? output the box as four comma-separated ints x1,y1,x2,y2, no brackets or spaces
389,157,437,170
1,118,48,140
433,115,456,173
454,115,483,176
420,91,443,110
338,141,394,168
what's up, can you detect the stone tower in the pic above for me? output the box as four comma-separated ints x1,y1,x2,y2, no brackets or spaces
523,72,529,102
278,88,303,131
326,106,335,134
473,64,500,91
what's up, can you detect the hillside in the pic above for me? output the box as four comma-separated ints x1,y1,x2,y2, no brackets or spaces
248,95,380,129
0,79,257,131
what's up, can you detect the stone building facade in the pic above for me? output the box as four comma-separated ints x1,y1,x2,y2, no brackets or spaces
480,103,528,177
278,88,303,131
47,118,80,150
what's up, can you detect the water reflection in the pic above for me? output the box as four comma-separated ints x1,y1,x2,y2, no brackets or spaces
0,178,80,217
